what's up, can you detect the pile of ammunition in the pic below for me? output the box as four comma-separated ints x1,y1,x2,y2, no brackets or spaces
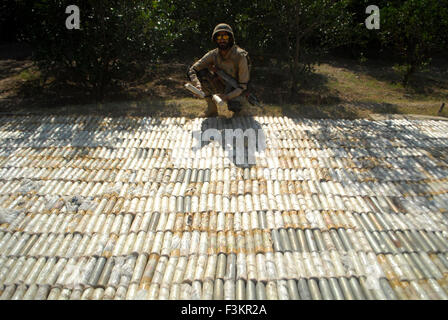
0,115,447,300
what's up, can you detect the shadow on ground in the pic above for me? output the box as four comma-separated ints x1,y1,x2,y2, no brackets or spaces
193,117,266,168
0,61,191,115
251,66,342,106
1,56,446,120
323,56,448,99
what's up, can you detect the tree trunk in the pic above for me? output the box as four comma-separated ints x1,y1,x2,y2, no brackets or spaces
402,63,416,87
290,8,301,98
290,35,301,97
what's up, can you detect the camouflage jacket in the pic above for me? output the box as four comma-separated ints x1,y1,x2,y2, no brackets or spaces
189,44,250,100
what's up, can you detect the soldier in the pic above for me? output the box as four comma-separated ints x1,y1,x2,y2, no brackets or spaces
188,23,250,117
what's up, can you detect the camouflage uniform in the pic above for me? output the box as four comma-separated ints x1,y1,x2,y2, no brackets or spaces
188,23,250,115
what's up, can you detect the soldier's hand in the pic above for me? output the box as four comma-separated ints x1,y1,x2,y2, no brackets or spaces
194,83,202,91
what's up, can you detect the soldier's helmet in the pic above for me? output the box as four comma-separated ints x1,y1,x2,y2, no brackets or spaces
212,23,235,46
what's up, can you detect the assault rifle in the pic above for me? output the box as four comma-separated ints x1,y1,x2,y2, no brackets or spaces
213,69,261,107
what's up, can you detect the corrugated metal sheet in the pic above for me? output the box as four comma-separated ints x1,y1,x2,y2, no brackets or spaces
0,115,447,300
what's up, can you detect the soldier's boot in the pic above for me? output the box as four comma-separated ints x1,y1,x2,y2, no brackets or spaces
204,97,218,117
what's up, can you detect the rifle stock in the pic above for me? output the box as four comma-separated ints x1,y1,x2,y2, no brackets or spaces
214,69,261,107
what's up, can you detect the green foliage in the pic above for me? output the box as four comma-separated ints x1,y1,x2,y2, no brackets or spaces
19,0,159,98
381,0,448,85
255,0,353,93
11,0,448,97
0,1,21,43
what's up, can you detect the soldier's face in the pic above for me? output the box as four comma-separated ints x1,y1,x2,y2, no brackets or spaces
216,32,231,50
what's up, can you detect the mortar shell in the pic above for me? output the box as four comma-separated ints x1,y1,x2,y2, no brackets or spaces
192,254,206,281
189,230,200,255
306,278,321,300
213,253,226,280
168,283,180,300
272,279,287,300
9,283,27,300
357,275,377,300
407,252,431,279
338,277,355,300
47,286,61,300
97,258,114,288
428,278,448,299
261,230,273,253
64,233,82,258
253,280,266,300
224,253,237,281
421,252,444,279
171,255,187,284
363,230,382,254
349,277,366,300
57,287,72,300
160,256,177,287
433,253,448,274
3,256,26,286
379,278,397,300
251,230,262,254
325,277,344,300
263,280,277,300
188,280,201,300
202,254,217,281
16,233,37,257
270,229,282,252
416,279,436,300
113,285,127,300
34,257,56,285
434,232,448,251
89,287,104,300
117,255,136,288
149,256,167,286
129,253,148,284
140,231,155,253
102,286,116,300
110,214,124,235
125,282,139,300
425,231,447,253
22,283,39,300
254,253,268,283
178,282,192,300
286,228,299,252
87,256,107,287
34,284,51,300
182,254,197,284
24,234,49,256
158,285,170,300
242,252,257,281
0,232,13,253
212,278,224,300
295,229,309,252
15,256,37,284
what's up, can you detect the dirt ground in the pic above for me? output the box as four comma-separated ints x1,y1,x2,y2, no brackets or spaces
1,48,447,119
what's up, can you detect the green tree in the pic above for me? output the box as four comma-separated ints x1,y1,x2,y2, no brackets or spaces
19,0,158,99
381,0,448,85
248,0,353,95
0,0,21,43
